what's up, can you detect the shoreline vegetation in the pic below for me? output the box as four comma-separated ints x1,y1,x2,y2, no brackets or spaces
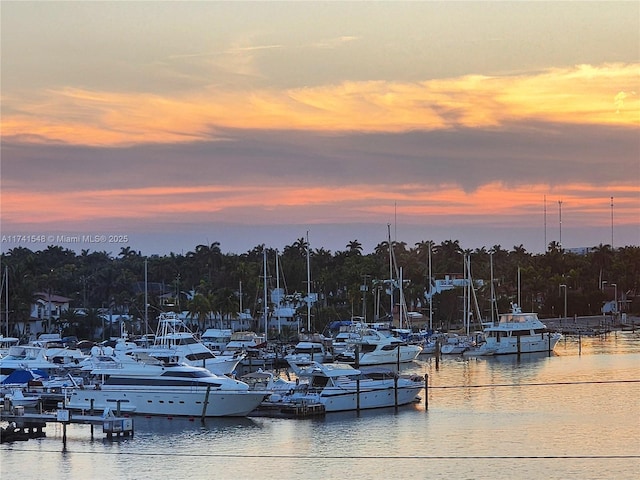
1,240,638,341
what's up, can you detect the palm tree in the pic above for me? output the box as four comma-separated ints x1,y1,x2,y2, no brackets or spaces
186,294,211,332
346,240,363,256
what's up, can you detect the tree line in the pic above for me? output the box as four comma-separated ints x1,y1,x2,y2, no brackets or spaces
1,239,638,341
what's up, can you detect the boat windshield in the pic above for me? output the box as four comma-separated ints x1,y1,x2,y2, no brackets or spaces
500,313,538,324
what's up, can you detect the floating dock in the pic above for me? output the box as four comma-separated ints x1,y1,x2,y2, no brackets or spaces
250,400,325,418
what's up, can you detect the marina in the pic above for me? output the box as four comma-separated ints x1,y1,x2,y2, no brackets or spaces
1,331,638,479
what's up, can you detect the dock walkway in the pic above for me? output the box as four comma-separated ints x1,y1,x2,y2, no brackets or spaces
0,407,133,443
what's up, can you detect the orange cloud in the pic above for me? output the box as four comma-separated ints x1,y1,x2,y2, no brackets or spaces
2,63,638,146
3,183,638,227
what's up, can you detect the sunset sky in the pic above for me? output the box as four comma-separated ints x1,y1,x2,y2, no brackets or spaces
1,1,639,256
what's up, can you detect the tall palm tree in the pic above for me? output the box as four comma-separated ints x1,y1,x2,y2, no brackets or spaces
186,294,211,332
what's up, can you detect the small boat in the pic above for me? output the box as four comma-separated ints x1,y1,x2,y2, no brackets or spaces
285,336,333,369
335,328,422,366
3,388,40,408
0,342,86,382
268,361,424,412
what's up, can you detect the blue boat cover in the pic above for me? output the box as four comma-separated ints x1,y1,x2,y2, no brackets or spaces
1,369,49,384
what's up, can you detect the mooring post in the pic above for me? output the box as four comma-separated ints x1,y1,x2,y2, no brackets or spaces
435,340,440,370
355,345,361,412
201,385,211,422
394,375,398,408
578,332,582,355
424,374,429,410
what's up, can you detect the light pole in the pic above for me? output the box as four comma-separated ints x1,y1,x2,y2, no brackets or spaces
558,200,563,249
560,284,567,321
611,283,617,317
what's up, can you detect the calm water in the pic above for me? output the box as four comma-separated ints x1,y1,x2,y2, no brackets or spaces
2,332,639,480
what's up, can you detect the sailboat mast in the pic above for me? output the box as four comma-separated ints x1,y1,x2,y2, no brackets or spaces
517,266,521,308
388,224,393,325
306,231,311,332
276,249,281,334
428,241,433,331
263,249,268,341
144,258,148,336
3,266,8,337
490,253,496,324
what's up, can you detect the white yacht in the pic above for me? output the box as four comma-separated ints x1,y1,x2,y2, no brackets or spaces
67,352,267,417
268,362,423,412
468,304,562,355
133,313,244,376
335,328,422,366
200,328,232,354
285,335,333,369
0,343,86,382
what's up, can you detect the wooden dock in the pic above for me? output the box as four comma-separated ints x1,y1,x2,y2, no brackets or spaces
1,406,134,443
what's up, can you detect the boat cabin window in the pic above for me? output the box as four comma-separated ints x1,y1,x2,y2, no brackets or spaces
185,352,216,361
500,314,538,323
161,370,213,378
311,376,329,389
381,344,399,351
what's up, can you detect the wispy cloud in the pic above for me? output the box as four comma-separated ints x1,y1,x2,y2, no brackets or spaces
311,35,360,49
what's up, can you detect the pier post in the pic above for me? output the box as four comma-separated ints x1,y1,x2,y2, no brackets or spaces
578,332,582,355
424,374,429,410
435,340,440,370
394,375,398,408
517,336,521,356
396,344,400,370
201,385,211,421
355,345,360,412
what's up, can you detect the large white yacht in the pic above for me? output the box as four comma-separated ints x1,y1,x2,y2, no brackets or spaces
67,352,266,417
468,304,562,355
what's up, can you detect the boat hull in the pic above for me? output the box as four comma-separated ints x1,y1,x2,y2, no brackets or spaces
280,381,422,412
66,386,266,417
479,332,562,355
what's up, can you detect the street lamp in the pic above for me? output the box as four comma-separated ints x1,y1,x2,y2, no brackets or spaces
560,284,567,321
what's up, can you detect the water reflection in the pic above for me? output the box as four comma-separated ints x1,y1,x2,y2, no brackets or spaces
2,332,639,480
